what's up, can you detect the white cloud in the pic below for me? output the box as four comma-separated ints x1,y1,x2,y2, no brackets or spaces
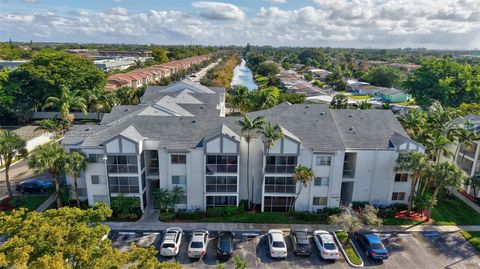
1,1,479,49
192,1,245,20
22,0,37,3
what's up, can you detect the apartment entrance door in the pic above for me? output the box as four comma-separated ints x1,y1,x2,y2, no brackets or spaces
340,182,354,207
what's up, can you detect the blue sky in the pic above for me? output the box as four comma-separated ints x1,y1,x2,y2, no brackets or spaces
1,0,479,49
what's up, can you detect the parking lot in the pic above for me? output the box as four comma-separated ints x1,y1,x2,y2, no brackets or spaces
109,230,480,269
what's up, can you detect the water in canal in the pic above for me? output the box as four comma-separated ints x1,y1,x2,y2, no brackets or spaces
231,59,258,91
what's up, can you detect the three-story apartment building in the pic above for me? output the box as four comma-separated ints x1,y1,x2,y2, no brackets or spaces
62,79,424,212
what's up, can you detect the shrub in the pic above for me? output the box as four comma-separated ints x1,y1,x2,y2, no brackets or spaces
176,211,206,220
238,200,247,212
352,201,369,209
206,206,240,218
322,207,343,216
377,208,397,219
110,196,141,219
159,212,176,222
390,203,408,212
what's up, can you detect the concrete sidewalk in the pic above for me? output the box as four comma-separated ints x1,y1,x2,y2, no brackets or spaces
35,193,56,212
103,219,480,233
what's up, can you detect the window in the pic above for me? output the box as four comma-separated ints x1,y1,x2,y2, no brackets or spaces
91,175,105,184
314,177,329,186
395,173,408,182
172,175,187,185
265,156,297,173
107,155,138,173
391,192,406,201
171,154,186,164
206,196,237,208
316,155,332,165
206,155,238,173
263,196,294,212
78,188,88,197
108,176,139,193
313,197,328,206
264,177,296,193
93,195,108,204
206,176,237,192
88,154,103,163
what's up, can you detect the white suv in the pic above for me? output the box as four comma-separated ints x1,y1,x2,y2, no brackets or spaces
188,229,209,259
267,229,287,258
313,230,339,260
160,227,183,257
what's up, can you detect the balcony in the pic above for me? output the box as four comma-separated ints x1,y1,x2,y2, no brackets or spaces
146,167,159,178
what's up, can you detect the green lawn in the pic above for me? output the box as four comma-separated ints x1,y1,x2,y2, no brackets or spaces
5,194,51,212
461,231,480,252
431,196,480,225
335,231,362,265
197,212,323,224
349,95,370,100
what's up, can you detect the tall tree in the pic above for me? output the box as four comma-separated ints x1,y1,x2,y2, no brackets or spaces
43,86,88,123
238,114,265,209
0,204,180,268
4,49,105,122
65,151,87,208
0,130,27,197
152,48,169,64
290,165,315,212
361,66,405,88
28,143,68,208
395,152,430,215
427,161,466,216
403,58,480,108
229,86,250,113
330,94,349,109
258,122,284,204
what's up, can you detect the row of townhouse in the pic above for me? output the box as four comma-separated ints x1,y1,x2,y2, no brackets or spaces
62,79,424,213
106,54,214,91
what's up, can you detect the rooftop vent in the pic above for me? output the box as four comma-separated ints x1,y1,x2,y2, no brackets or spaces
200,106,204,109
192,120,196,123
348,114,353,118
85,127,91,131
124,108,129,112
305,105,310,108
320,112,326,115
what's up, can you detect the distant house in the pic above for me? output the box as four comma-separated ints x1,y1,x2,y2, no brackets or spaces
347,80,410,103
307,68,332,80
12,126,53,152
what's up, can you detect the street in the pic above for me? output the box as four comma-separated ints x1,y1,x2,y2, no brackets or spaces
191,59,222,82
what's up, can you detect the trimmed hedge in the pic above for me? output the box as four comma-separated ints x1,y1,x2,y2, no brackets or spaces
352,201,369,209
206,206,242,218
378,208,397,219
176,211,206,220
159,212,176,222
291,207,344,222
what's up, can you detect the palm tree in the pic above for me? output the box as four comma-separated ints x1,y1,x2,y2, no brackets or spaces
35,119,70,136
0,130,27,197
29,143,68,208
65,151,87,208
230,86,250,113
43,85,88,123
358,100,372,110
399,109,427,139
395,152,430,215
238,114,265,209
427,161,466,217
468,174,480,198
329,94,348,109
115,86,139,105
86,87,116,119
170,186,186,212
290,165,315,212
257,122,284,204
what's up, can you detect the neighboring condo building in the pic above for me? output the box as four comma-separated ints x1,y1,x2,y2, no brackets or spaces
62,79,424,212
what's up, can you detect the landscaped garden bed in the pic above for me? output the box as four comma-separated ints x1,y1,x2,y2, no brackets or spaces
333,230,363,267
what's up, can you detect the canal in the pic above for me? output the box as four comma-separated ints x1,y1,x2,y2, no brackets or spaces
231,59,258,91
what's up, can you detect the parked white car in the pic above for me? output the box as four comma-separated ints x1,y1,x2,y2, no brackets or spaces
267,229,287,258
370,96,383,101
313,230,339,260
188,229,209,259
160,227,183,257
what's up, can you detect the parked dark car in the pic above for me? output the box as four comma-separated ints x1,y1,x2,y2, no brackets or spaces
216,231,234,260
355,232,389,260
290,229,312,256
16,179,53,193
